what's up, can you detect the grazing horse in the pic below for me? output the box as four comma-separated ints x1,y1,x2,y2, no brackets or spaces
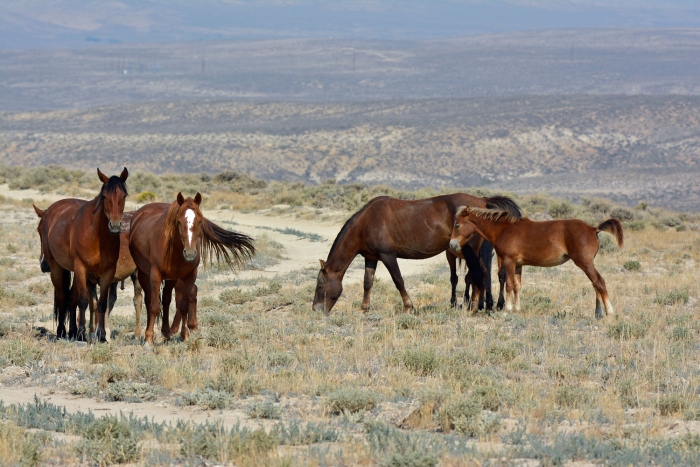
129,192,254,346
312,194,519,315
35,168,128,341
449,200,624,318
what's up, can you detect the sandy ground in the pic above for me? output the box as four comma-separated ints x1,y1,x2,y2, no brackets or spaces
0,185,448,423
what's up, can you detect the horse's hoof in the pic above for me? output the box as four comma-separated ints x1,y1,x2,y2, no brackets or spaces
56,327,67,340
76,329,87,342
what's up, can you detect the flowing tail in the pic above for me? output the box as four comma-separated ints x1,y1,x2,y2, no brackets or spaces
597,219,624,248
200,219,256,271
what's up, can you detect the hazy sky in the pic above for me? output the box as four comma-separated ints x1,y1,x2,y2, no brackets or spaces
2,0,700,49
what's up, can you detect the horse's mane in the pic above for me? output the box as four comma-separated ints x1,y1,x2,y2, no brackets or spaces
464,195,524,223
163,197,255,270
92,175,129,213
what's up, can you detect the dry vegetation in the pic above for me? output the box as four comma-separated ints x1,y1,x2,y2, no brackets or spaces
0,166,699,466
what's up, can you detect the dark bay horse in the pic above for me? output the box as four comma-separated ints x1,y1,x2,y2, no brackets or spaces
449,200,623,318
129,192,254,346
312,194,518,315
35,168,128,341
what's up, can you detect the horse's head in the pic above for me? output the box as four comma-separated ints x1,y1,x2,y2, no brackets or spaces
312,259,342,315
97,168,129,235
174,192,203,263
32,204,51,273
449,206,477,254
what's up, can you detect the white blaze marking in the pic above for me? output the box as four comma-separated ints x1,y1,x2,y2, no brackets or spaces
185,209,195,246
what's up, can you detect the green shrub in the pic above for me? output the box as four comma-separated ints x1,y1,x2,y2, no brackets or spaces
617,379,639,408
654,289,689,306
219,288,254,305
327,388,380,414
220,353,251,373
0,339,43,367
75,415,140,466
89,344,113,364
623,260,641,271
397,348,439,376
659,394,689,416
272,420,339,445
206,325,239,349
626,220,646,231
549,200,574,219
610,207,635,221
99,364,129,384
555,386,595,409
135,354,166,383
486,342,518,364
247,401,280,419
608,319,650,340
396,314,420,330
522,295,554,313
670,325,691,342
104,382,158,402
135,191,157,203
267,351,293,368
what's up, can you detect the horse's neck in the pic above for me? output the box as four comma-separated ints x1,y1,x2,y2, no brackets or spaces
85,198,106,234
468,217,504,244
326,225,360,277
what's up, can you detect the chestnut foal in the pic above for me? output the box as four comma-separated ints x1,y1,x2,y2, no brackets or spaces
449,200,623,318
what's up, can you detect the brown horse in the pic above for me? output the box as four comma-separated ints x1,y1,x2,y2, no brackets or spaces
35,168,128,341
449,200,624,318
312,194,518,315
129,192,254,346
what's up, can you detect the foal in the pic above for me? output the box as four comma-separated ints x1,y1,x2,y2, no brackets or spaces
449,202,623,318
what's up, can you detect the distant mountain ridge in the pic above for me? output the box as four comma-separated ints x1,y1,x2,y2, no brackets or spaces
2,95,700,211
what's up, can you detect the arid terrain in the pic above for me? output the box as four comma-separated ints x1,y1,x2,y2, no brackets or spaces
0,169,699,466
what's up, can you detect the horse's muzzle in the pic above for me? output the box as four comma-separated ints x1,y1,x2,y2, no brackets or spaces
183,249,198,263
312,301,327,314
108,221,122,234
449,239,462,253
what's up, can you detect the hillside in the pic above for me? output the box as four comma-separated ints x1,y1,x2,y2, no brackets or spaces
2,95,700,211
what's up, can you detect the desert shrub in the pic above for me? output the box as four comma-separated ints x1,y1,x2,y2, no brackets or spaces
75,415,140,466
659,394,689,416
439,395,501,437
610,207,635,221
179,421,276,461
71,380,99,397
582,198,610,214
267,351,293,368
219,288,254,305
99,364,129,384
254,280,282,296
327,388,380,414
104,381,158,402
617,379,639,408
220,353,252,373
608,319,650,340
626,219,646,231
658,215,683,228
247,401,280,419
556,386,595,409
396,348,440,376
549,200,574,219
0,285,38,307
0,422,42,467
128,171,162,193
654,289,689,306
182,389,231,410
396,314,421,330
272,420,339,445
670,325,691,342
598,234,618,254
135,191,157,203
89,344,113,364
134,354,167,383
522,294,554,313
206,373,260,397
486,342,519,364
206,325,239,349
623,260,641,271
0,339,43,367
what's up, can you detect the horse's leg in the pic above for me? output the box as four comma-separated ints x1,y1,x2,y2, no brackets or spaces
464,268,472,310
514,265,523,312
72,263,89,341
496,257,506,310
187,284,198,331
481,241,495,310
361,258,378,312
141,269,162,347
95,272,115,343
49,267,69,339
176,273,197,341
446,251,458,308
574,259,613,318
162,280,177,337
132,272,143,339
104,282,118,342
85,281,98,343
502,258,516,312
380,253,414,313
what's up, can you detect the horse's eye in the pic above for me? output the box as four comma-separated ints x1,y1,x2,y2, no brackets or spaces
455,224,460,229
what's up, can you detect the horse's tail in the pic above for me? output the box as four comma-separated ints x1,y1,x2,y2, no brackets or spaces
54,270,72,328
597,219,624,248
200,219,256,271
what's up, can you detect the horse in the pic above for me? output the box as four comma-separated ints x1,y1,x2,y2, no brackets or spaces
449,200,624,318
35,168,128,341
128,192,254,346
312,194,520,315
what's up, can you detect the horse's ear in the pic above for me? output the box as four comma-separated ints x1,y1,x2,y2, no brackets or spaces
32,204,44,218
319,259,326,271
177,192,185,205
194,192,202,206
119,167,129,182
97,168,109,184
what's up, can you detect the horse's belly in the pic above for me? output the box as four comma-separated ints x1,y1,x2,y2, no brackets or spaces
519,253,569,268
